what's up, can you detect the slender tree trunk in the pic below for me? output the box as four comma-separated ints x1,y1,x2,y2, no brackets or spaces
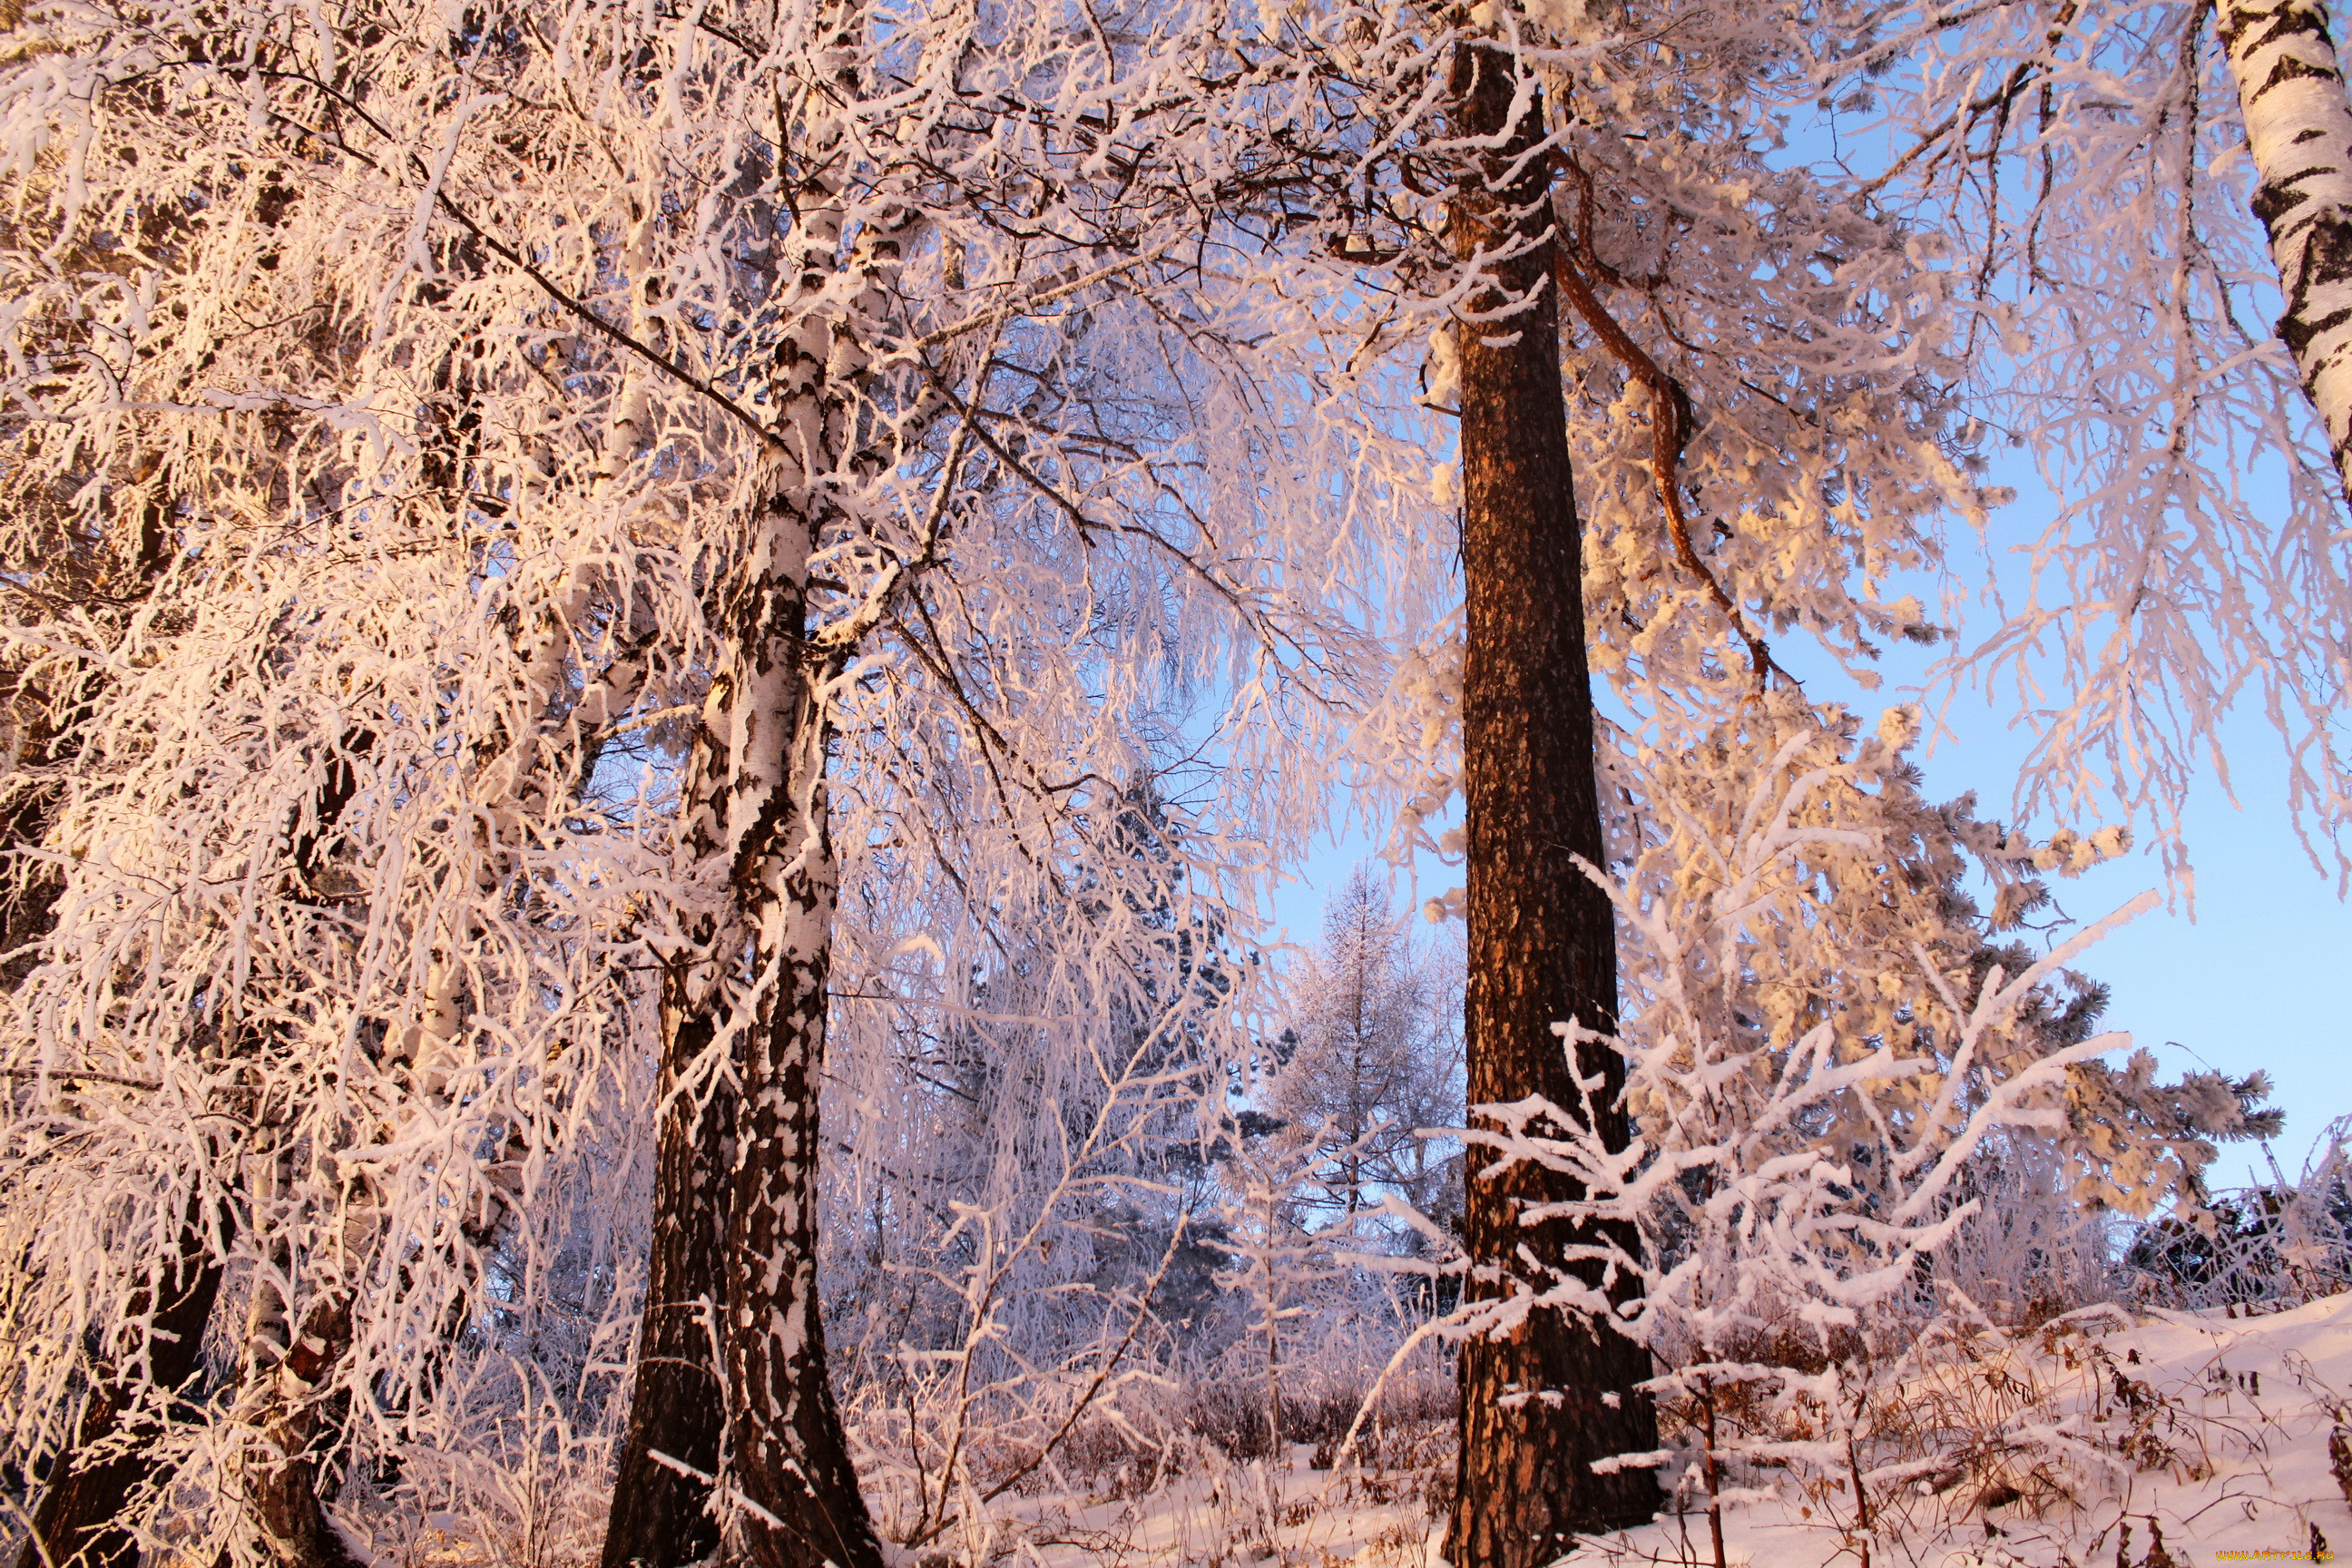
2218,0,2352,505
1265,1186,1284,1459
1844,1419,1874,1568
716,653,874,1568
227,1281,368,1568
220,727,387,1568
1700,1386,1728,1568
601,1006,734,1568
10,716,370,1568
1443,38,1661,1568
10,1200,224,1568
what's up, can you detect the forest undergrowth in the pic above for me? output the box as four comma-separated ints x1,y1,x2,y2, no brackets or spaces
142,1144,2349,1568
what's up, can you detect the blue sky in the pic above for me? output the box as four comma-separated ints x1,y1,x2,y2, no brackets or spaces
1263,524,2349,1196
1896,470,2351,1188
1266,747,2346,1194
1910,688,2351,1190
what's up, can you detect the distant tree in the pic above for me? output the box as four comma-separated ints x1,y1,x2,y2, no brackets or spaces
1269,867,1463,1236
1212,1111,1339,1459
2125,1123,2352,1307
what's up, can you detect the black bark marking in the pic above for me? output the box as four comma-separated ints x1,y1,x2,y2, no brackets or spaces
605,511,881,1568
2303,214,2352,285
2261,51,2346,95
2253,179,2315,232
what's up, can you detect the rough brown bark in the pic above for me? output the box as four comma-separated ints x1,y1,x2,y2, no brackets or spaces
10,1202,223,1568
1443,39,1662,1568
230,1289,369,1568
600,1011,732,1568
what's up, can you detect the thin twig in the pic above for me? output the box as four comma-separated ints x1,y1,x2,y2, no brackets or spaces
2,1065,162,1092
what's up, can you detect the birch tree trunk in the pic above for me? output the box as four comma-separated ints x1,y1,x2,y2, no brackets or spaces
2219,0,2352,504
1442,38,1662,1568
600,480,878,1568
228,1278,368,1568
601,1008,735,1566
603,66,895,1554
712,603,872,1568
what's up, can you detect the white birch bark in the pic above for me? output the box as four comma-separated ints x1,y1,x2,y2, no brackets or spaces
700,192,926,1568
615,26,925,1555
2220,0,2352,504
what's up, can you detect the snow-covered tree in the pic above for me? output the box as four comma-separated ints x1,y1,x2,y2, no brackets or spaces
1791,0,2352,867
1213,1112,1343,1460
1465,701,2284,1565
0,0,1454,1562
1269,867,1462,1235
3,0,2349,1561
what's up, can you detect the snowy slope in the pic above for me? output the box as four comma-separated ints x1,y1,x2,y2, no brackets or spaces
1577,1291,2352,1568
982,1293,2352,1568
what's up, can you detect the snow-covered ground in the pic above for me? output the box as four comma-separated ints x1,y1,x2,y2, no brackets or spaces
1581,1291,2352,1568
984,1293,2352,1568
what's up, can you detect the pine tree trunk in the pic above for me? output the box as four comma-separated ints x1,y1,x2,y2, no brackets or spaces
1443,39,1662,1568
10,1201,224,1568
2219,0,2352,505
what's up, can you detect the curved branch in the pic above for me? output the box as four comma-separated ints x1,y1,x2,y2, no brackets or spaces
1549,241,1787,688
